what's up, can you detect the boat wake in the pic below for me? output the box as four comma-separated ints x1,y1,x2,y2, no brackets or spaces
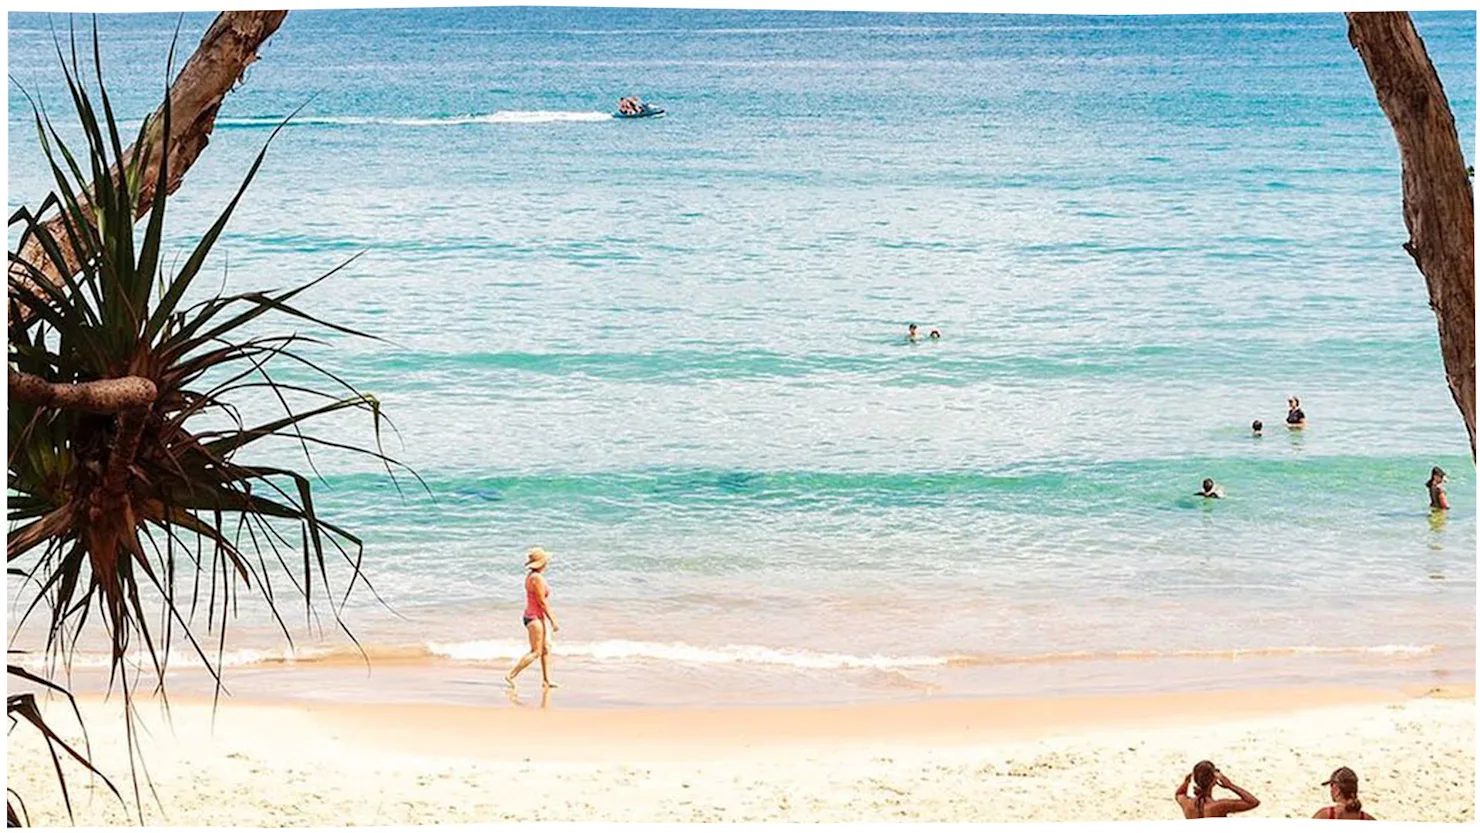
213,111,613,128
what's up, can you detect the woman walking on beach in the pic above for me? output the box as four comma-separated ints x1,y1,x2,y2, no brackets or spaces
1175,761,1260,818
506,547,560,690
1312,767,1374,820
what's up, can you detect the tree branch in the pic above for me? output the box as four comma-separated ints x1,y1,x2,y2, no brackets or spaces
9,11,289,321
10,367,158,414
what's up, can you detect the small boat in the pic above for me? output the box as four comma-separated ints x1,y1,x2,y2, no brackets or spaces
614,102,665,119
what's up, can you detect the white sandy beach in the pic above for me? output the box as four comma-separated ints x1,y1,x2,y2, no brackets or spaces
6,685,1472,825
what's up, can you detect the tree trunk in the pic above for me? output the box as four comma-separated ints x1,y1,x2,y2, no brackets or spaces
9,10,289,321
1346,12,1476,458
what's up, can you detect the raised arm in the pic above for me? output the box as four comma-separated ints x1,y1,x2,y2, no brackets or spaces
1174,774,1194,815
1213,771,1260,813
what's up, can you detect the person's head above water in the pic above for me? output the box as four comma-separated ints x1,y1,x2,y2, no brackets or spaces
1252,419,1263,433
1428,466,1447,487
929,329,941,339
1288,396,1301,409
1202,478,1216,493
908,323,918,333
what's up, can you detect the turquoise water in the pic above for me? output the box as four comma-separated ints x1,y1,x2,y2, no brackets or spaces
7,9,1475,706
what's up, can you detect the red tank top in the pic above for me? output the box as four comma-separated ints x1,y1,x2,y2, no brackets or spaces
524,572,546,619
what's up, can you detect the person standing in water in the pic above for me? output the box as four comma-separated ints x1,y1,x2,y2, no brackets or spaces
1427,467,1449,511
1286,396,1307,429
506,547,560,690
907,323,920,342
1311,767,1375,820
1175,761,1260,819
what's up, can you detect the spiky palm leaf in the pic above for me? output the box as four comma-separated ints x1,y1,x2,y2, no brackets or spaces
8,20,417,823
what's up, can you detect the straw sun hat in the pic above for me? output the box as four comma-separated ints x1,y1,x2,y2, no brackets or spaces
524,547,550,571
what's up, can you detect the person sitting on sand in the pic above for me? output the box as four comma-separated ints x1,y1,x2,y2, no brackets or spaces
1312,766,1375,820
1195,478,1225,499
1251,419,1263,437
1286,396,1306,429
907,323,920,342
1427,466,1449,511
506,547,560,690
1176,760,1260,819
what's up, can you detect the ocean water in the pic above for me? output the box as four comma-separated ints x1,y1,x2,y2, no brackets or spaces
7,8,1476,708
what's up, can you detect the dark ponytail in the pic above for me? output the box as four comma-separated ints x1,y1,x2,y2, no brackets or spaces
1192,760,1216,814
1339,785,1362,815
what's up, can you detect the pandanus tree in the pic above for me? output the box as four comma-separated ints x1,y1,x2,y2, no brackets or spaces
7,19,413,824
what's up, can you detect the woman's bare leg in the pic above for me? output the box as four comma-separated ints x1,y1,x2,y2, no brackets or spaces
539,627,558,688
505,621,544,687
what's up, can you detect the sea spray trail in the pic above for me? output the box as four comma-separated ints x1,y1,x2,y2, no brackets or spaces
5,8,1475,707
209,111,616,128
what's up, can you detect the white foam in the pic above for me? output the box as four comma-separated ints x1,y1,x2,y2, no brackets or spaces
427,638,954,670
13,641,1440,675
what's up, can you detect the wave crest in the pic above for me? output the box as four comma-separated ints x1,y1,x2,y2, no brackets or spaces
8,641,1441,674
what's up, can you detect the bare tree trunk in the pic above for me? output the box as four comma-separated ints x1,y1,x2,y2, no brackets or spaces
1346,12,1476,458
9,11,289,320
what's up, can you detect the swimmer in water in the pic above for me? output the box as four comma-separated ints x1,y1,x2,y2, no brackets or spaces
1252,419,1263,437
929,328,941,340
908,323,919,342
1196,478,1225,499
1286,396,1306,429
1427,466,1449,511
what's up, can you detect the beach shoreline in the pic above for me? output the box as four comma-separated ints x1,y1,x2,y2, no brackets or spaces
8,682,1472,824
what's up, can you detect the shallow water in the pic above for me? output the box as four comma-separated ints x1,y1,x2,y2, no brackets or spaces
7,8,1475,707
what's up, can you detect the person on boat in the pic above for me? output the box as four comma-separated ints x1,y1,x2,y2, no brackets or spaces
1312,767,1375,820
505,547,560,690
1196,478,1225,499
1427,466,1449,511
1286,396,1306,429
618,97,634,114
1175,761,1260,819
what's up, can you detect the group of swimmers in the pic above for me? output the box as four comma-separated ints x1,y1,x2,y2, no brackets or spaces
1196,396,1451,510
907,323,941,342
1176,761,1374,820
